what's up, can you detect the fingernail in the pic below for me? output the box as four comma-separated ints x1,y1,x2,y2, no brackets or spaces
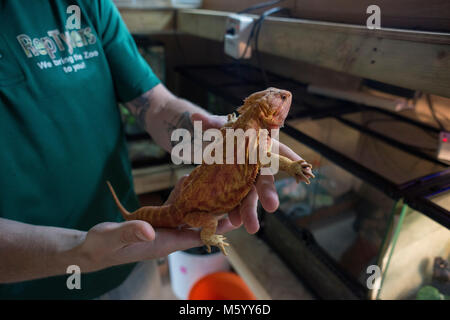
136,231,149,241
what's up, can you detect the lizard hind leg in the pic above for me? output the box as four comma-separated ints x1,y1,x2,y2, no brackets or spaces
184,213,230,255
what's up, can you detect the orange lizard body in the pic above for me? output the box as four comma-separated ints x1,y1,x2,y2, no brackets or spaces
107,88,314,255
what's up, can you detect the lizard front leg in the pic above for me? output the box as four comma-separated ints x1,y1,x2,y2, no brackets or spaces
266,152,315,184
184,212,230,255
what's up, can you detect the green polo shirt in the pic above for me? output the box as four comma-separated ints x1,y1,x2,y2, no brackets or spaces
0,0,160,299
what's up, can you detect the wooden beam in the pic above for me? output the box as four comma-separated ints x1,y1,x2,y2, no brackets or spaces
202,0,450,33
178,9,450,97
132,163,194,194
119,8,176,34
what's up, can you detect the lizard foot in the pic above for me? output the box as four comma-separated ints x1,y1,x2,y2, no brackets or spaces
289,160,315,184
225,113,238,127
203,235,230,255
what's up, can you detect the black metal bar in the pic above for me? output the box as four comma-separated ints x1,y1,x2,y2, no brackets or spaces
282,124,402,199
403,196,450,229
399,169,450,229
287,104,359,120
366,106,441,134
399,168,450,194
175,66,244,106
362,79,416,99
220,63,297,88
336,116,446,167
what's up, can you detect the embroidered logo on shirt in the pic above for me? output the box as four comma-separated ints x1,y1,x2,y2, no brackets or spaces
16,28,96,59
15,6,99,74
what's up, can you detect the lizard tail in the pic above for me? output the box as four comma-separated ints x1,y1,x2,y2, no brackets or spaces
106,181,132,218
106,181,183,227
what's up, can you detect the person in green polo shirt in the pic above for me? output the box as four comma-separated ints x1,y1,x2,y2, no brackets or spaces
0,0,303,299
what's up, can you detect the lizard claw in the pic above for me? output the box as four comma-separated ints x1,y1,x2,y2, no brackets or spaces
290,160,315,184
203,235,230,255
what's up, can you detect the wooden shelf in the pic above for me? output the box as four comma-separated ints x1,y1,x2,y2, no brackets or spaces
177,9,450,98
119,8,176,34
132,163,194,194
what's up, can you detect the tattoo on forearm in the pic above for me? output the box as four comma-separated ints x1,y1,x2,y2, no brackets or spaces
127,90,204,150
166,111,194,147
127,89,155,129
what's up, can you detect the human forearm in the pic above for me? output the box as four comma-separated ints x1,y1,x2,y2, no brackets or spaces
125,84,209,153
146,96,208,153
0,218,86,283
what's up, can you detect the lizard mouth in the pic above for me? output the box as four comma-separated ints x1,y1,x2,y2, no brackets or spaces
266,104,289,128
264,117,286,129
265,117,285,128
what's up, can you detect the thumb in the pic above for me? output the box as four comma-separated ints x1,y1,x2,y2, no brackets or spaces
115,220,155,246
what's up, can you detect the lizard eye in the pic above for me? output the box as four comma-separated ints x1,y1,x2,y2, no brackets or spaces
281,94,287,101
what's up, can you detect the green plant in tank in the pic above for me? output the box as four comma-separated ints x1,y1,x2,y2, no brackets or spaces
119,104,136,126
416,285,449,300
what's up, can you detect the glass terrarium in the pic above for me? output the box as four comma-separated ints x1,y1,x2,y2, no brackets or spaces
174,63,450,299
262,115,449,300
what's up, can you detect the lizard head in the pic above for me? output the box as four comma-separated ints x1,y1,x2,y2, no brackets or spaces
237,87,292,129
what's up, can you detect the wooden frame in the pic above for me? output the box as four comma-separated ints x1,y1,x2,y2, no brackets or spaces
119,8,176,34
177,9,450,97
132,163,194,194
202,0,450,33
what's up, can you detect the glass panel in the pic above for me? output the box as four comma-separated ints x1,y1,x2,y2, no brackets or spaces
274,138,394,287
287,118,446,185
378,207,450,300
341,110,441,160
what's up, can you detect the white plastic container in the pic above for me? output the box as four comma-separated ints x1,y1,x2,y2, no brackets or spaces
168,250,230,300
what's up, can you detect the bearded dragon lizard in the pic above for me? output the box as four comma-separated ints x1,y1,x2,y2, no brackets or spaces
107,88,314,255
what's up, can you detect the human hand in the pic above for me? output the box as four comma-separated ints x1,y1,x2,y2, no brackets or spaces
190,113,309,234
73,177,238,272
